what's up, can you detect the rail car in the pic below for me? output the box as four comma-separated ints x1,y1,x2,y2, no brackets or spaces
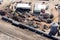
1,16,59,40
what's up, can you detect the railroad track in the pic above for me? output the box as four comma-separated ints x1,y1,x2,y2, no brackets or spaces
0,20,51,40
1,16,59,40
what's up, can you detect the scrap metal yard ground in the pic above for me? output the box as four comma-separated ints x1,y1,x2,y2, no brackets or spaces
0,0,59,40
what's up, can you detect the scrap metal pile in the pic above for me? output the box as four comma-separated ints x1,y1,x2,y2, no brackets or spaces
0,9,54,32
0,2,54,32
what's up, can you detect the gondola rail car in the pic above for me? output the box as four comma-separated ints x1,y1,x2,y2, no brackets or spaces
1,16,59,40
